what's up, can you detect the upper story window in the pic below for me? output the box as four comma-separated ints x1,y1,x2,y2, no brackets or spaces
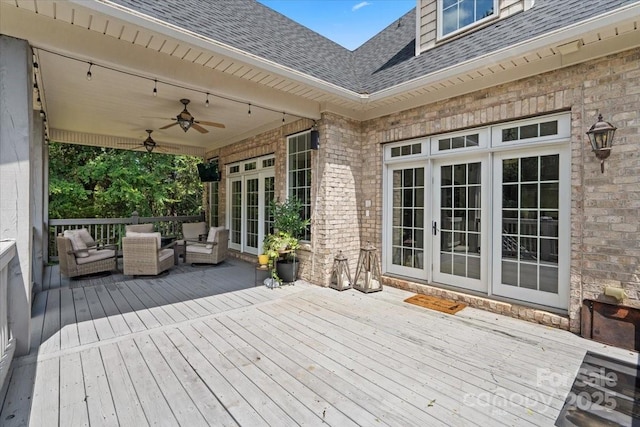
440,0,497,38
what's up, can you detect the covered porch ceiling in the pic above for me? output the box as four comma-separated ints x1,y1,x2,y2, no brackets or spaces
1,0,639,157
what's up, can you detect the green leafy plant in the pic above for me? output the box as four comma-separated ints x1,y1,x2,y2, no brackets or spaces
269,196,310,239
262,196,310,283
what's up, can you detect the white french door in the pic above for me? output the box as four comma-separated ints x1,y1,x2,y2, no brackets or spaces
385,163,428,278
491,147,569,308
227,156,275,254
432,158,487,292
229,178,243,251
382,113,571,310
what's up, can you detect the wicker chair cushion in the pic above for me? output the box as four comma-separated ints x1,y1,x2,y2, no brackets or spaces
76,248,116,264
126,231,162,249
63,230,89,257
183,222,207,240
206,226,226,249
125,224,154,233
186,244,212,255
158,248,174,262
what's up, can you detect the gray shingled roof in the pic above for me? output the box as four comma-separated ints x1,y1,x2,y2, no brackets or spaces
109,0,637,95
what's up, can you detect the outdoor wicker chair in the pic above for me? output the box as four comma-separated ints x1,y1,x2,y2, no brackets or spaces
175,221,207,259
56,230,117,279
122,231,175,276
184,227,229,265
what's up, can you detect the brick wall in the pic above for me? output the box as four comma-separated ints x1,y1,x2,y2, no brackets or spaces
360,47,640,332
205,48,639,333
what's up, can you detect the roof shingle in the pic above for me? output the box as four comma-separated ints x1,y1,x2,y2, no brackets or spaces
108,0,638,94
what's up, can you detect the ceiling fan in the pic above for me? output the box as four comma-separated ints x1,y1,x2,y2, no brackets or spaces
119,130,163,153
160,98,225,133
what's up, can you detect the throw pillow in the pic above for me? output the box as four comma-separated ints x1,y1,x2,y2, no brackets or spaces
206,226,226,249
76,228,96,247
64,230,89,258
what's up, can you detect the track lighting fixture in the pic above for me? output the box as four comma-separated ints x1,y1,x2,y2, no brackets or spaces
33,61,38,68
39,109,45,118
86,62,93,81
205,93,210,107
282,112,285,123
153,79,157,97
248,104,252,115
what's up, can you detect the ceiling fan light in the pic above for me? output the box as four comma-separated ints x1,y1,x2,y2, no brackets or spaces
178,118,193,132
143,130,156,152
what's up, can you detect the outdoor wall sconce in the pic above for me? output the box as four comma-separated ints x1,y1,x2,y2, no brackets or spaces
586,113,617,173
310,122,320,150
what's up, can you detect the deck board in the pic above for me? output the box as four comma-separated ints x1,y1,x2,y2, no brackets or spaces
80,347,119,427
3,259,638,426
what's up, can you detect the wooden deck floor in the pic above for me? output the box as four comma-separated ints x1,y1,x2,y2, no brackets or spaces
1,260,637,426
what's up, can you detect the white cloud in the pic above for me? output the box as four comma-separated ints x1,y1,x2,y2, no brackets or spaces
352,1,371,12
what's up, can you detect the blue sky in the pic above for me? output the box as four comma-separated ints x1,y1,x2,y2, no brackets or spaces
258,1,415,50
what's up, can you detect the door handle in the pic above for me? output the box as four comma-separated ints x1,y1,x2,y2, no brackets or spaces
432,221,438,235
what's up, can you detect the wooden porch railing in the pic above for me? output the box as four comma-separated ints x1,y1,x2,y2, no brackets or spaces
48,211,204,262
0,241,17,391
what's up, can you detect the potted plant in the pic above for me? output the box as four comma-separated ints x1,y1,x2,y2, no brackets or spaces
262,196,310,284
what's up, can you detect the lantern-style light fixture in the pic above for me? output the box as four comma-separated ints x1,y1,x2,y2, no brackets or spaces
143,130,156,153
329,251,352,291
586,113,617,173
352,242,383,293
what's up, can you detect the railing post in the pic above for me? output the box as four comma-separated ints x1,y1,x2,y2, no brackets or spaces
131,211,139,225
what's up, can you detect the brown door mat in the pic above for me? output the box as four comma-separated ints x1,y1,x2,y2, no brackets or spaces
404,294,467,315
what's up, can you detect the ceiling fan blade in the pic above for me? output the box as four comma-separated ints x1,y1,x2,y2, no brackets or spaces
196,120,226,129
159,121,179,130
191,123,209,134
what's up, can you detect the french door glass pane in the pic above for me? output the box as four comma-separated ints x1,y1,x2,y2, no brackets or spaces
246,178,259,249
264,176,275,235
440,162,481,279
501,155,559,293
391,168,425,269
231,181,242,244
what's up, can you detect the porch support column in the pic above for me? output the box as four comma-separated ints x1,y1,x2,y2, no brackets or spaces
0,35,34,356
31,111,45,293
308,113,363,286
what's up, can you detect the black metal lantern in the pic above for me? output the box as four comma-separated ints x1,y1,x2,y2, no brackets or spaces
329,251,352,291
352,242,382,293
586,113,617,173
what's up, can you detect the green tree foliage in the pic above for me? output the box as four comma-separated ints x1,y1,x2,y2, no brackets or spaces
49,142,204,219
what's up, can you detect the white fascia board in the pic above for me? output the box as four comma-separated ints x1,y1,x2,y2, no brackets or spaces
73,0,364,102
369,1,640,102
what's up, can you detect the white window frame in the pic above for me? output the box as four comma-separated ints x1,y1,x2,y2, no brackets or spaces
438,0,499,40
491,113,571,148
430,128,489,155
286,131,313,242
